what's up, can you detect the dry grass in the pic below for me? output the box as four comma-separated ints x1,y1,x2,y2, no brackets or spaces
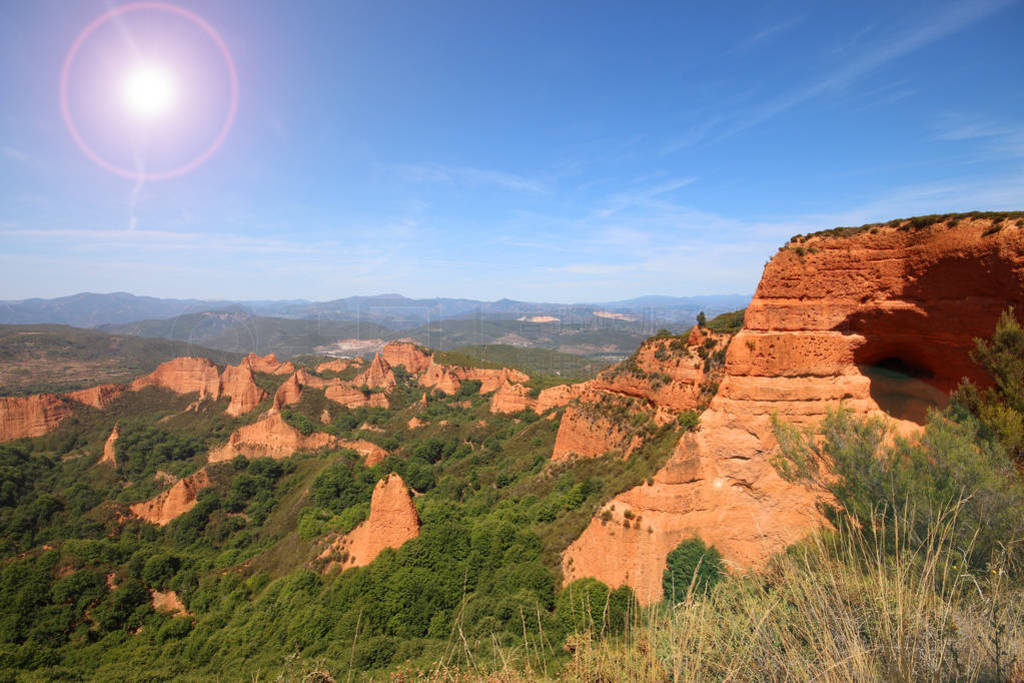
390,503,1024,682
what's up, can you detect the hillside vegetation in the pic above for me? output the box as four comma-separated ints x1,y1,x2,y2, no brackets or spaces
0,313,1022,680
0,325,242,395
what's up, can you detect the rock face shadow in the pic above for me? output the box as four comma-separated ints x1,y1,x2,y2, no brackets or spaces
843,251,1024,423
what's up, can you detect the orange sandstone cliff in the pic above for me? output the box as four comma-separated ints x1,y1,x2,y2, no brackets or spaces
381,341,433,374
65,383,129,410
130,468,213,526
130,357,222,399
318,473,420,571
550,333,723,462
355,354,397,390
489,380,536,414
562,216,1024,604
240,352,295,375
208,412,336,462
0,394,74,442
99,425,119,467
219,364,267,417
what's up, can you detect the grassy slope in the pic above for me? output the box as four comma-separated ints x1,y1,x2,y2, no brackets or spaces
0,324,244,395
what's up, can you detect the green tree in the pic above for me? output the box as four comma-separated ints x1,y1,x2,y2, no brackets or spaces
955,307,1024,462
696,311,707,328
555,578,634,636
662,538,724,602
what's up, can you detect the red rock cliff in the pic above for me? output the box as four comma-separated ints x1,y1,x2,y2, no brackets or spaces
219,364,267,417
563,216,1024,604
381,341,433,374
130,357,221,399
208,413,337,462
65,384,128,410
130,468,212,526
318,473,420,571
551,333,723,462
0,394,74,442
355,354,397,390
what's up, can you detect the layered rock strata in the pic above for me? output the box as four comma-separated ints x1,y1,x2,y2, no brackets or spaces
563,216,1024,604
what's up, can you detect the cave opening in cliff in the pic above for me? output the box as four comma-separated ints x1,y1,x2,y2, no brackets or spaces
857,355,950,424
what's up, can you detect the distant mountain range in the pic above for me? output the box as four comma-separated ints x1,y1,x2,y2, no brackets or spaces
0,292,751,361
0,292,749,328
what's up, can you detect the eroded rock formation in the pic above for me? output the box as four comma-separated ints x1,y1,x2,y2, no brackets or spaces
489,381,536,414
318,473,420,571
99,425,119,467
419,363,461,395
0,394,74,442
219,364,267,417
535,382,592,413
381,341,433,374
324,384,389,410
241,352,295,375
208,413,336,462
130,357,221,399
65,384,128,410
130,468,212,526
550,333,722,462
563,216,1024,604
355,354,397,390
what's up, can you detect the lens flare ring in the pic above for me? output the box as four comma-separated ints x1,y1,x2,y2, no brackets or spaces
60,1,239,181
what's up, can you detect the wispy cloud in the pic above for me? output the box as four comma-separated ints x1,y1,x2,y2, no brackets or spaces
596,177,697,217
389,162,548,193
667,0,1016,150
932,113,1024,158
2,146,27,162
733,16,805,53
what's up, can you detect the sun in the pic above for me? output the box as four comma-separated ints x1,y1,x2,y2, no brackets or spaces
121,63,176,119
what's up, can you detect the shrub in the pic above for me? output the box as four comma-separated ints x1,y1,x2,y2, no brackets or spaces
556,578,634,636
676,411,700,432
772,407,1024,575
662,538,724,602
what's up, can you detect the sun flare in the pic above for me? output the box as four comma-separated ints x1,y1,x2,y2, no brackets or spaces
121,63,176,119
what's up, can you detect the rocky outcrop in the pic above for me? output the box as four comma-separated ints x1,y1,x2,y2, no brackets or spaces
99,425,118,467
219,364,267,417
489,381,536,414
535,382,592,413
65,384,128,410
337,439,389,466
324,384,389,409
0,394,74,442
381,341,433,374
355,354,396,390
464,367,531,394
272,372,305,410
241,353,295,375
208,413,336,462
588,335,718,414
130,357,221,399
130,469,212,526
551,394,646,461
419,363,462,395
550,334,721,462
563,216,1024,604
316,359,359,374
318,473,420,571
151,589,189,616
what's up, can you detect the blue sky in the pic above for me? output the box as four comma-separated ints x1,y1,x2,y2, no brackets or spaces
1,0,1023,302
